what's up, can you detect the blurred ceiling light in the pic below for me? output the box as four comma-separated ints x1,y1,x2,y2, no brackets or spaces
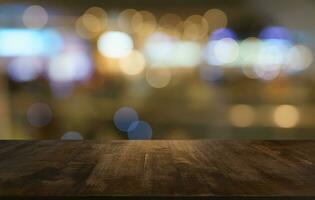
118,9,138,32
98,31,133,58
48,52,92,82
7,57,43,82
284,45,313,72
258,39,291,67
205,40,224,66
144,32,201,68
75,7,107,39
259,26,292,41
144,32,175,67
171,41,202,67
273,105,299,128
75,16,99,39
159,13,181,27
85,6,107,20
22,5,48,29
203,9,228,32
214,38,239,64
183,15,208,40
27,102,53,127
119,50,146,75
210,28,236,41
239,37,262,66
146,68,172,88
0,29,62,57
82,14,103,33
131,10,157,36
229,104,255,127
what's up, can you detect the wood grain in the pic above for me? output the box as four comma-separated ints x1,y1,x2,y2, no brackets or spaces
0,140,314,197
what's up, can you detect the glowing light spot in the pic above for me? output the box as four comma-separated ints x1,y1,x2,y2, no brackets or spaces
256,39,291,69
118,9,138,32
85,7,107,21
114,107,139,132
98,31,133,58
128,121,152,140
229,104,255,127
214,38,239,64
210,28,236,41
7,57,43,82
27,102,52,127
144,32,201,67
61,131,83,140
22,5,48,29
273,105,299,128
204,9,228,31
144,32,176,67
183,15,208,41
259,26,292,41
0,29,63,57
285,45,313,72
159,13,181,26
119,50,146,75
48,52,92,82
75,16,98,39
131,10,157,36
82,14,102,33
146,68,171,88
172,41,202,67
239,37,262,66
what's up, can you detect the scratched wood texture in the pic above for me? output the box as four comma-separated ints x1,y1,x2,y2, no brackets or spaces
0,140,314,196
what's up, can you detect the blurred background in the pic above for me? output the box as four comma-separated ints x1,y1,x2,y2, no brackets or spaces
0,0,315,140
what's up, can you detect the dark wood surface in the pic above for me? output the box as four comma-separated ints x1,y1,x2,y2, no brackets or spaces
0,140,314,197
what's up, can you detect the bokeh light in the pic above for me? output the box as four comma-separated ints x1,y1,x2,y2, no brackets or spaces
214,38,239,64
159,13,181,27
27,102,53,127
144,32,175,67
114,107,139,132
0,29,63,57
22,5,48,29
203,9,228,32
48,52,92,82
228,104,255,127
97,31,133,58
273,105,300,128
118,9,138,32
61,131,83,140
7,57,43,82
118,50,146,75
146,68,172,88
128,121,152,140
285,45,313,72
131,10,157,36
182,15,208,41
259,26,292,41
239,37,262,66
210,28,236,41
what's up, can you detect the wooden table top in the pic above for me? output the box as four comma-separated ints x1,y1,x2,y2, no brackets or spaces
0,140,314,197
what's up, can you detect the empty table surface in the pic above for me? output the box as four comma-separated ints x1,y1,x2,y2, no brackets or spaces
0,140,314,197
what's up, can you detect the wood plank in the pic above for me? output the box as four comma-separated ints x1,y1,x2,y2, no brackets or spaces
0,140,313,197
